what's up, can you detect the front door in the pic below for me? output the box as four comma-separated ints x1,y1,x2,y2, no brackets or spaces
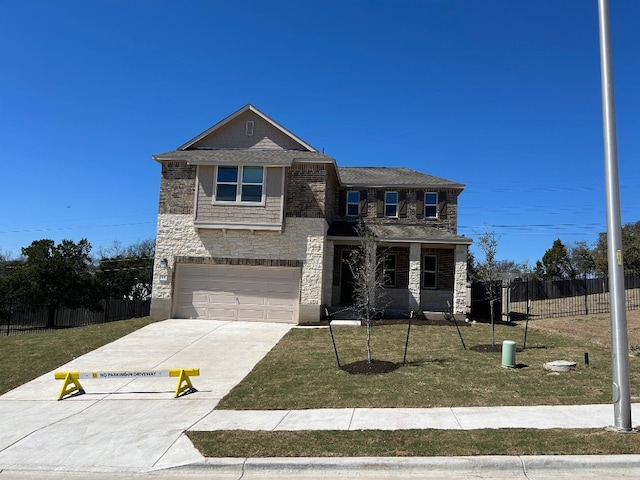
340,249,356,304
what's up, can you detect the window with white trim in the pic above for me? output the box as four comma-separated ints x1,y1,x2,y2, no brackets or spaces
215,166,264,203
424,192,438,218
384,191,398,217
383,253,397,287
423,255,437,289
346,190,360,216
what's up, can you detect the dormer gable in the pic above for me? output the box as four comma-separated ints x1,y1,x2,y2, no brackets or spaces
179,104,317,152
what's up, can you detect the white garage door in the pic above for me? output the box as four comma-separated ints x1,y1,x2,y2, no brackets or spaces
173,264,300,323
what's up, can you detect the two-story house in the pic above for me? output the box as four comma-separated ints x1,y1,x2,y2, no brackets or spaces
150,105,471,324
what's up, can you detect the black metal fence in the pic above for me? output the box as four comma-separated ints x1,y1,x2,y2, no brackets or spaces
0,299,151,336
504,273,640,320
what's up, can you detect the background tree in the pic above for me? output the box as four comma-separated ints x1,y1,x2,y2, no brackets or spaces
13,238,100,328
0,258,21,323
593,220,640,275
467,250,479,282
95,239,155,300
493,260,531,280
567,241,596,277
474,227,500,345
535,239,572,280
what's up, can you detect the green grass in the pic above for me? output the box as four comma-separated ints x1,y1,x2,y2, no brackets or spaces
0,317,158,395
196,321,640,457
216,322,639,409
187,429,640,457
3,317,639,457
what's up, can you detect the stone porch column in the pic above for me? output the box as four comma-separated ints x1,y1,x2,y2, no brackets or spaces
408,243,421,312
453,244,468,314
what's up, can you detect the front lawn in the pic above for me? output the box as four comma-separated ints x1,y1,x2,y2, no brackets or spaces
216,321,637,409
194,317,640,457
0,316,158,395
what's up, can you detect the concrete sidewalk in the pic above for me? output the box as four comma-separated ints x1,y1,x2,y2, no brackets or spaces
192,404,640,431
1,319,639,479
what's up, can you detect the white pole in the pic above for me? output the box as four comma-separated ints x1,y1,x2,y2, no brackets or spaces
597,0,632,431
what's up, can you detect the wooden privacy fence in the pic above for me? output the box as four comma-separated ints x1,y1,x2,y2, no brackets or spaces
503,273,640,320
0,299,151,336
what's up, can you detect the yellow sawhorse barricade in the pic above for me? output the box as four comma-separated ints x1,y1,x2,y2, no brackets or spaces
54,368,200,400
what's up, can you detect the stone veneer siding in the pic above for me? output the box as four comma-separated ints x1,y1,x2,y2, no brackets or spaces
453,244,468,314
150,214,327,323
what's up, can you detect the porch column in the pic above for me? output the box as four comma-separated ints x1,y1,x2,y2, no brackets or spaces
408,243,421,312
453,244,468,314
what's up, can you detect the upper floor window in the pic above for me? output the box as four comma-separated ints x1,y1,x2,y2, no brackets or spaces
383,253,397,287
423,255,437,289
346,191,360,216
424,192,438,218
215,166,264,203
384,191,398,217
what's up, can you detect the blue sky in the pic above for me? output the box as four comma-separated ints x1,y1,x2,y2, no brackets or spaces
1,0,638,266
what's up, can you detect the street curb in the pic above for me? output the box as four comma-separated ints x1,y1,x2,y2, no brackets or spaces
163,455,640,476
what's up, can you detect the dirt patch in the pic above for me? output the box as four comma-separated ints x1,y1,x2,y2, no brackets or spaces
523,309,640,348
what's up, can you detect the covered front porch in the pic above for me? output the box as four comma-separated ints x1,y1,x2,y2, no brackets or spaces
325,222,471,316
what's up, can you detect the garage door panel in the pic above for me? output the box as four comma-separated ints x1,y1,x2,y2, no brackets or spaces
267,308,295,322
237,307,268,321
237,295,267,306
206,307,237,321
174,264,300,323
208,291,236,303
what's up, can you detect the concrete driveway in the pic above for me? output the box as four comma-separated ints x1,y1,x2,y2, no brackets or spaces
0,319,293,475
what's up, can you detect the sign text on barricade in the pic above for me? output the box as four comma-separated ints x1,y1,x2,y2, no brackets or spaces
54,368,199,400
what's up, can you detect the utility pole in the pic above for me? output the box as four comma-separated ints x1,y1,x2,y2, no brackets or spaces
598,0,632,431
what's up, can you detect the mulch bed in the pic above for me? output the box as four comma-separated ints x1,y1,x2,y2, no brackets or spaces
375,317,471,327
340,359,400,375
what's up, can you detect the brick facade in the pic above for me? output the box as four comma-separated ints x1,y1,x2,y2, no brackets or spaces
333,188,459,233
158,161,196,215
285,164,328,219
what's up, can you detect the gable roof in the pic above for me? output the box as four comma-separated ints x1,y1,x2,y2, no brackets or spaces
338,167,464,189
177,104,317,152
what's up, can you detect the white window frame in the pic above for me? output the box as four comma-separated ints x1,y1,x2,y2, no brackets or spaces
383,253,397,287
424,192,438,219
384,191,398,218
346,190,360,216
213,165,265,205
423,255,437,289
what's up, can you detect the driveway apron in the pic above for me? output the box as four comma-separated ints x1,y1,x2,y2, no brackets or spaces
0,319,292,474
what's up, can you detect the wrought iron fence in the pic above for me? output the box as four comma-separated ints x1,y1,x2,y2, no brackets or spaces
504,273,640,320
0,299,151,336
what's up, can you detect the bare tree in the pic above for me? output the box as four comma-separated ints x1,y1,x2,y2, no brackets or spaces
343,221,390,363
474,227,500,346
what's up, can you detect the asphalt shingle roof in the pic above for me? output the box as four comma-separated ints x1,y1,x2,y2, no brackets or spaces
338,167,464,189
153,149,334,166
327,221,472,244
